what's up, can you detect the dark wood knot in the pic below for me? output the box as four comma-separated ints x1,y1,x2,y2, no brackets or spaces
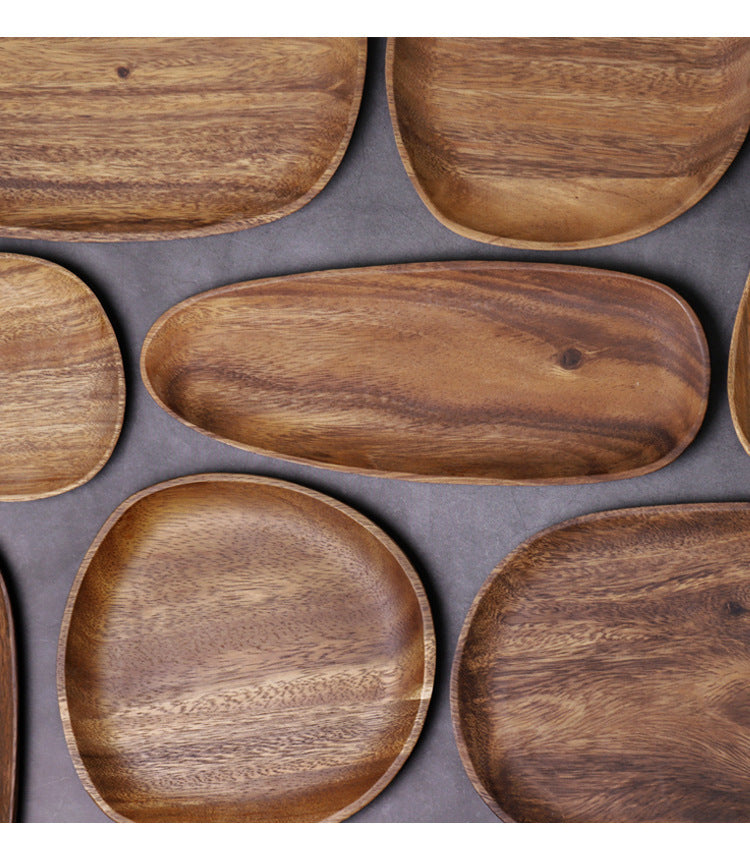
116,66,131,79
559,347,583,370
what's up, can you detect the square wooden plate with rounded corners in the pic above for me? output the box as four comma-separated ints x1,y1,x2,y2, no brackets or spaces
0,38,365,241
0,570,17,823
387,38,750,249
452,503,750,822
57,474,435,823
141,261,709,484
0,254,125,501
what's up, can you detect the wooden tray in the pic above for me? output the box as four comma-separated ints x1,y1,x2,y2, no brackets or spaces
728,270,750,453
57,474,435,822
0,570,16,823
141,261,709,484
0,254,125,501
0,38,365,241
452,503,750,822
387,38,750,249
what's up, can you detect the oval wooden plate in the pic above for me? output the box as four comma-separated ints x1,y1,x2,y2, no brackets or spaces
57,474,435,822
0,38,365,241
387,38,750,249
452,503,750,822
0,254,125,501
0,570,17,823
142,261,709,484
728,270,750,453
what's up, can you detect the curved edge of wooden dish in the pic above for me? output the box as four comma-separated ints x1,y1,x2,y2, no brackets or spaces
0,253,126,502
140,261,710,485
0,571,17,823
449,501,750,822
728,270,750,455
0,40,366,243
385,39,750,251
56,472,436,823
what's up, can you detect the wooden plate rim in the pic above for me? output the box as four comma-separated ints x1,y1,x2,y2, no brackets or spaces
727,269,750,454
0,569,17,823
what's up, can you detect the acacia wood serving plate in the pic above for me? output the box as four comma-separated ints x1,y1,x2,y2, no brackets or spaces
142,261,709,484
0,254,125,501
57,474,435,822
728,271,750,453
452,503,750,822
0,38,365,241
387,38,750,249
0,570,17,823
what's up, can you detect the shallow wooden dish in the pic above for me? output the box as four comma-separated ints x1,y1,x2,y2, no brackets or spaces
387,38,750,249
0,254,125,501
142,261,709,484
728,271,750,453
452,503,750,822
57,474,435,822
0,570,17,822
0,38,365,241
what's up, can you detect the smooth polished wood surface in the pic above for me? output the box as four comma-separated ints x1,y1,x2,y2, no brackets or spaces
0,571,16,823
0,38,365,241
728,271,750,454
57,474,435,822
0,254,125,501
142,261,709,484
452,503,750,822
387,38,750,249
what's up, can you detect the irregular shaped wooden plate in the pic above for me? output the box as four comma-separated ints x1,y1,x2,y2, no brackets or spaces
142,261,709,484
57,474,435,822
387,38,750,249
452,503,750,822
0,254,125,501
0,570,17,822
0,38,365,241
728,270,750,453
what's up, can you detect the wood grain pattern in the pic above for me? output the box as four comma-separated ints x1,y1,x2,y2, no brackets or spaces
387,38,750,249
141,261,709,484
452,503,750,822
57,474,434,822
0,570,16,823
0,254,125,501
728,271,750,454
0,38,365,241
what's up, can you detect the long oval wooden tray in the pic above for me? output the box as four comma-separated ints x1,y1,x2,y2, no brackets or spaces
0,570,17,823
728,270,750,453
0,254,125,501
387,38,750,249
57,474,435,822
141,261,709,484
0,38,365,241
452,503,750,822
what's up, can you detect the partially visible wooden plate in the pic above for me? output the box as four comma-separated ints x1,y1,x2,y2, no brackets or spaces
0,254,125,500
728,270,750,453
141,261,709,484
57,474,435,822
452,504,750,822
387,38,750,249
0,570,17,822
0,38,365,241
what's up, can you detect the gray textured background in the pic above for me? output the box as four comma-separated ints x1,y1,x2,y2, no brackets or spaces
1,37,749,822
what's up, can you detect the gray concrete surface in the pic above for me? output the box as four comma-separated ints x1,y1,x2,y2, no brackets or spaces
1,37,749,822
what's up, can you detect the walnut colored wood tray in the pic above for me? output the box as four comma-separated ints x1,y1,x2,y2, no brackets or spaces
452,503,750,822
57,474,435,822
0,570,16,822
0,38,365,241
0,254,125,501
142,261,709,484
387,38,750,249
728,270,750,453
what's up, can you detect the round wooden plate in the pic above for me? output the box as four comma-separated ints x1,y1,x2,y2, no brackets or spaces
0,570,16,823
57,474,435,822
728,271,750,454
387,38,750,249
0,254,125,501
452,503,750,822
